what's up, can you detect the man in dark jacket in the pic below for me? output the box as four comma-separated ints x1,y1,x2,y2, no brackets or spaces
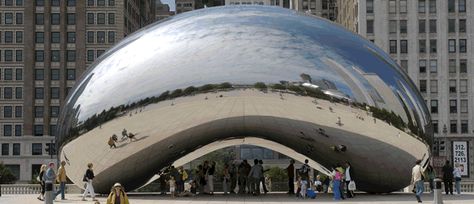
286,159,295,194
442,160,454,195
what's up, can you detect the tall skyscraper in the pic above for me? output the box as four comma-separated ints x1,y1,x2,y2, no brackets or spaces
0,0,155,182
338,0,473,178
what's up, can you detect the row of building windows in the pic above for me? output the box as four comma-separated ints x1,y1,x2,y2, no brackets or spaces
87,31,116,44
1,143,21,155
34,106,60,118
1,106,22,119
367,19,467,35
432,119,469,135
0,31,23,44
419,59,468,74
0,50,23,61
0,12,23,25
0,68,22,81
33,87,70,99
87,0,115,7
35,0,78,7
31,124,57,136
35,31,77,44
34,68,76,81
34,50,76,62
35,13,76,25
429,99,469,114
367,0,467,15
419,79,469,94
0,0,23,7
87,13,115,25
87,49,106,62
0,87,22,99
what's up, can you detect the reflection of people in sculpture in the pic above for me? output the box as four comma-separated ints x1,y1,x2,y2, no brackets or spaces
108,134,117,148
121,129,128,140
128,132,136,142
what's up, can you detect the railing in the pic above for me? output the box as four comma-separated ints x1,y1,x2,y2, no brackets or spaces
0,184,82,195
423,181,474,192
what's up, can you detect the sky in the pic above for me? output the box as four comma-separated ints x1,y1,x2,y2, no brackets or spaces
161,0,176,12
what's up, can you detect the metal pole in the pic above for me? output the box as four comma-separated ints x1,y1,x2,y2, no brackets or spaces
433,178,443,204
44,181,54,204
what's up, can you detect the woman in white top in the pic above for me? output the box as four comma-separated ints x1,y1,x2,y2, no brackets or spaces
453,163,462,194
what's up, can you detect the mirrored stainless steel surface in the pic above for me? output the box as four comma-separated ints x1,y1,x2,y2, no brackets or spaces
57,6,432,193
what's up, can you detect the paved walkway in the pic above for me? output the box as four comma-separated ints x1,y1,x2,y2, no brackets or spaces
1,193,473,204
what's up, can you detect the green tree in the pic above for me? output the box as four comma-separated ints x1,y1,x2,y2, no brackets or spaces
265,166,287,182
0,163,17,184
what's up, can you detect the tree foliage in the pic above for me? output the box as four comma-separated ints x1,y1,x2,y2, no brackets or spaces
0,163,17,184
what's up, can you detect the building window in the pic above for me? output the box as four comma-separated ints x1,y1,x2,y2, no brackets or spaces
35,50,44,62
66,69,75,80
34,87,44,99
87,0,94,6
449,79,456,93
97,0,105,6
2,144,9,155
12,143,20,155
400,60,408,72
108,31,115,43
419,80,427,93
389,40,397,53
66,50,76,62
429,39,437,53
51,87,60,99
419,59,427,72
448,19,455,33
97,31,105,43
418,0,426,13
400,40,408,53
97,50,105,57
109,0,115,6
50,106,60,118
428,0,436,13
35,0,44,6
429,20,436,33
14,125,21,136
97,13,105,24
450,120,457,133
432,120,438,134
418,20,425,33
16,50,23,62
51,32,60,43
51,50,60,62
419,40,426,53
5,0,13,6
448,39,456,53
459,19,466,33
431,99,438,113
67,32,76,43
51,0,60,6
461,121,468,134
448,0,455,12
51,13,60,25
449,59,456,73
51,69,60,80
389,0,396,14
460,79,467,93
366,0,373,14
4,106,13,118
459,0,466,12
366,20,373,34
4,68,13,80
4,50,13,61
450,100,457,113
34,106,44,118
3,125,12,136
15,106,22,118
87,31,94,43
32,143,42,155
35,69,44,80
67,0,76,6
430,80,437,93
460,59,467,73
34,125,43,136
15,87,22,99
399,0,407,13
5,31,13,43
16,0,23,6
16,13,23,24
460,100,468,113
35,32,44,43
67,13,75,25
5,13,13,24
4,87,13,99
87,13,94,24
108,13,115,24
400,20,407,34
50,125,57,136
459,39,467,53
429,60,437,73
35,13,44,25
389,20,397,34
87,50,94,62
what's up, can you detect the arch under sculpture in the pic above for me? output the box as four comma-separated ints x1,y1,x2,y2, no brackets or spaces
57,6,432,194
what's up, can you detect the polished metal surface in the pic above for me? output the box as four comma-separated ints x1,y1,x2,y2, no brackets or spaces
57,6,432,193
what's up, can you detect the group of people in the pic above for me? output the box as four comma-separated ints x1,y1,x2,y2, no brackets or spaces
287,159,355,200
36,161,67,201
411,160,464,203
107,128,137,148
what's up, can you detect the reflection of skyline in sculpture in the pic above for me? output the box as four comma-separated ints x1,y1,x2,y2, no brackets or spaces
56,6,432,194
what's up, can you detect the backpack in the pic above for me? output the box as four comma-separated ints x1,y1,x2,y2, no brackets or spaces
300,164,309,174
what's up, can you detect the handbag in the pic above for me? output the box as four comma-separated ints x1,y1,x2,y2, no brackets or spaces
348,180,356,191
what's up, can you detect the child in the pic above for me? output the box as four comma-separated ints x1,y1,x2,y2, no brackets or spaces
295,176,302,198
300,178,308,198
314,175,323,192
169,176,176,198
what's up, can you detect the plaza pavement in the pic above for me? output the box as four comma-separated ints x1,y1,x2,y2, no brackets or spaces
1,192,473,204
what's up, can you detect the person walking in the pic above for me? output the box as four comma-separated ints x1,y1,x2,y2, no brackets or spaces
37,164,47,201
208,161,216,195
286,159,295,195
258,160,268,194
248,159,263,195
331,166,342,200
106,183,129,204
229,163,237,194
222,164,230,195
43,162,57,203
442,160,454,195
238,160,250,194
425,165,435,193
411,159,424,203
336,164,346,200
82,163,98,201
453,163,462,195
54,161,67,200
344,161,355,198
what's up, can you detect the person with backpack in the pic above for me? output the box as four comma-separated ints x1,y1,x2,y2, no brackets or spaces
412,159,424,203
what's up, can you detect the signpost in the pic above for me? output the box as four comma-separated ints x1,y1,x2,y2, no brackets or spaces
452,141,469,177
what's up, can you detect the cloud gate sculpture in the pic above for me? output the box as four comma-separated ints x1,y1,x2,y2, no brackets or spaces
57,6,432,193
